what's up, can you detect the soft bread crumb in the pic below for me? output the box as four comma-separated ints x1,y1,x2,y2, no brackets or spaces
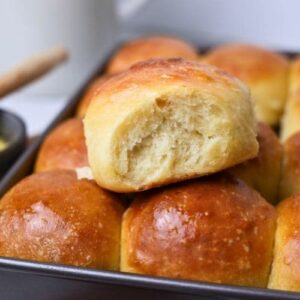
113,94,253,187
76,167,94,180
84,58,258,192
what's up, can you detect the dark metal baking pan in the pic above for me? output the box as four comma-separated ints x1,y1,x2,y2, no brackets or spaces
0,44,298,300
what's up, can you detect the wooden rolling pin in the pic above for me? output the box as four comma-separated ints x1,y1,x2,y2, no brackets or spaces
0,47,69,98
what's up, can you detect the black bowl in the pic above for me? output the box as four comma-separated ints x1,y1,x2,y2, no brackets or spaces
0,109,26,178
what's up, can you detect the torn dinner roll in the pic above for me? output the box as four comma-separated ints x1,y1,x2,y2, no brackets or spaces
84,58,258,193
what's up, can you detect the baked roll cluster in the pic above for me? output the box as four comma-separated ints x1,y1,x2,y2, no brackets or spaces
2,35,300,293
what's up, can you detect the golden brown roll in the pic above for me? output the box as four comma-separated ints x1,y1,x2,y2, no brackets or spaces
203,43,289,126
229,122,282,204
106,35,198,74
268,195,300,291
279,131,300,199
84,58,258,193
76,75,112,118
121,174,276,287
288,55,300,95
0,170,124,269
281,56,300,141
35,118,88,172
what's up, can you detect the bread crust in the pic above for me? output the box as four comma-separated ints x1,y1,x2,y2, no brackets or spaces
268,195,300,291
279,132,300,199
106,36,198,74
35,118,88,172
229,122,282,204
121,174,276,287
204,44,289,126
281,56,300,141
84,58,258,193
0,170,124,269
76,75,113,117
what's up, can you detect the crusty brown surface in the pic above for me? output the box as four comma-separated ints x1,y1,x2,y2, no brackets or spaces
121,174,276,287
288,55,300,94
97,58,246,99
0,170,124,270
203,43,289,126
283,132,300,176
229,122,282,204
76,75,113,117
279,132,300,199
268,195,300,291
84,58,258,193
35,118,88,172
281,90,300,141
106,36,198,74
281,56,300,141
203,43,288,83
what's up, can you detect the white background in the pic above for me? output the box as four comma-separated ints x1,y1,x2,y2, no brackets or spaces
0,0,299,135
119,0,300,51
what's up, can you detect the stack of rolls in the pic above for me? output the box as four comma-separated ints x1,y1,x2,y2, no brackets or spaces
3,35,300,294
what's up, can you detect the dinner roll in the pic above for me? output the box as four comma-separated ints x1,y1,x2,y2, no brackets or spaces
106,36,198,74
279,132,300,199
84,58,258,193
76,75,112,117
204,44,289,126
288,55,300,95
268,195,300,291
35,118,88,172
121,174,276,287
281,56,300,141
229,122,282,204
0,170,124,269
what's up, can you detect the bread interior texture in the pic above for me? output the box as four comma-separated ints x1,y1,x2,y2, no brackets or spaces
112,92,240,188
